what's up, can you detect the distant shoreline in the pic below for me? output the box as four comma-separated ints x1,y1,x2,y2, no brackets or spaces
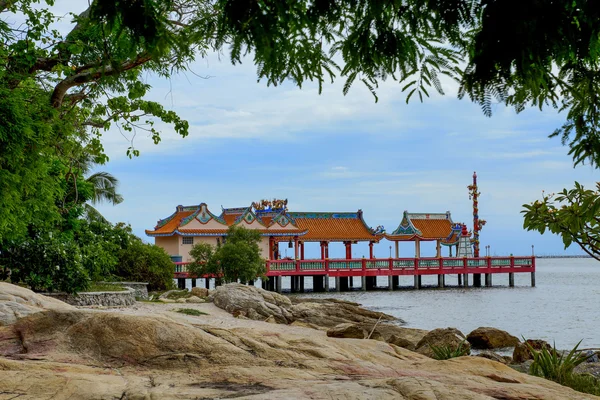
535,255,592,259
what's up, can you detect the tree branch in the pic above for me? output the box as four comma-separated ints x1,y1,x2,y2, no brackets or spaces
51,53,152,108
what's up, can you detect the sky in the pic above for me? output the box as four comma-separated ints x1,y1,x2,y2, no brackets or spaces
31,4,593,259
88,50,598,259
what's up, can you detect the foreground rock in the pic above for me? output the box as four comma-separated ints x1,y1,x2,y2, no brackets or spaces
467,326,520,349
0,282,74,326
0,283,595,399
212,283,396,327
415,327,472,358
327,322,428,350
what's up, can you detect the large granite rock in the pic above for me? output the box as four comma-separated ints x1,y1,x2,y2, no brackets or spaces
212,283,395,327
0,282,73,326
467,327,520,349
326,322,428,350
190,287,209,298
0,282,594,399
513,339,553,363
212,283,294,323
415,327,471,358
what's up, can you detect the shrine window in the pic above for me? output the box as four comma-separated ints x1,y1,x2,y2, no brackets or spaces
182,237,193,245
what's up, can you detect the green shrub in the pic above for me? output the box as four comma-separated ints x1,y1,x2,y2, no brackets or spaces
83,283,127,292
430,340,470,360
1,235,90,294
527,340,600,396
188,225,266,284
528,340,588,384
175,308,207,316
563,373,600,396
116,240,175,291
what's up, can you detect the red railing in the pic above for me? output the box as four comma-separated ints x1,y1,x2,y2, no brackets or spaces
174,256,535,278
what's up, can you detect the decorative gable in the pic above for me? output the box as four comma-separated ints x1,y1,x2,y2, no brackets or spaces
180,203,228,229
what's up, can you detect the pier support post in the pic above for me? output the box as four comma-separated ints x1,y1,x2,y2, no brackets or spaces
191,279,196,288
361,276,367,291
458,274,462,286
261,279,267,290
509,273,514,287
300,276,305,292
473,273,482,287
335,276,340,292
324,275,330,292
177,278,186,290
290,276,297,293
438,274,445,288
349,276,354,288
463,274,469,287
414,275,420,290
388,276,394,291
276,276,282,293
485,273,492,287
392,276,399,289
248,280,254,287
205,278,210,290
531,272,536,287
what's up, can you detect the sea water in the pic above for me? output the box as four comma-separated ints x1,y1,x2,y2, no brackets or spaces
183,258,599,349
295,258,600,349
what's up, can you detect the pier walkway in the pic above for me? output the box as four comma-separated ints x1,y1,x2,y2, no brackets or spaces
173,256,536,292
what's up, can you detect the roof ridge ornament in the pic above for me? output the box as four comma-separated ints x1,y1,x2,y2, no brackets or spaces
252,198,288,214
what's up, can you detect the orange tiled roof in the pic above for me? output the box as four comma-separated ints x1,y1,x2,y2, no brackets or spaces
177,228,306,235
289,212,381,242
147,205,379,241
412,219,453,240
147,211,194,235
222,214,239,225
147,204,305,237
386,211,455,241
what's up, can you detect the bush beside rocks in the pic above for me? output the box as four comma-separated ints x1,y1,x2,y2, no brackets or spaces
512,339,553,363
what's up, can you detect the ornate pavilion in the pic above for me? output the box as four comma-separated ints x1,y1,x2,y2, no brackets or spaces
145,200,386,262
385,211,463,257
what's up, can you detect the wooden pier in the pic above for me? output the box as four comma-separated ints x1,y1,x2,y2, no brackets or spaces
173,256,536,292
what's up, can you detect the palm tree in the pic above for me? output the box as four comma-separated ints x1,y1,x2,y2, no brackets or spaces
84,171,124,222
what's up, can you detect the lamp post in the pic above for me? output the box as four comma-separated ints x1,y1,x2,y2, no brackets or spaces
389,246,392,258
531,245,534,256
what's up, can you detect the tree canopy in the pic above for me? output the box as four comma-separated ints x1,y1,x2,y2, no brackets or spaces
188,226,266,284
1,0,600,258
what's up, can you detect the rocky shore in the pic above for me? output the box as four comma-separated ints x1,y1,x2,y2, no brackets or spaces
0,282,597,399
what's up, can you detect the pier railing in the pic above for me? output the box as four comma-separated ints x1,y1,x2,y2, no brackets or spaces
174,256,535,278
266,256,535,276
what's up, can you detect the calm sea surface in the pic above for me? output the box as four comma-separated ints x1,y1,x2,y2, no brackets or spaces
292,258,600,349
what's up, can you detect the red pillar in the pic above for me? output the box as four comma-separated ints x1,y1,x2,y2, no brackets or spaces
344,241,350,259
325,242,329,259
369,241,374,259
268,237,274,260
349,242,352,259
320,242,325,260
300,242,305,260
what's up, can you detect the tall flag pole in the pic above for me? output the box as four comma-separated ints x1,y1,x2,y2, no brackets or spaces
468,171,486,257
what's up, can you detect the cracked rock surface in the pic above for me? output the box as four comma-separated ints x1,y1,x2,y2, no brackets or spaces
0,283,595,399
